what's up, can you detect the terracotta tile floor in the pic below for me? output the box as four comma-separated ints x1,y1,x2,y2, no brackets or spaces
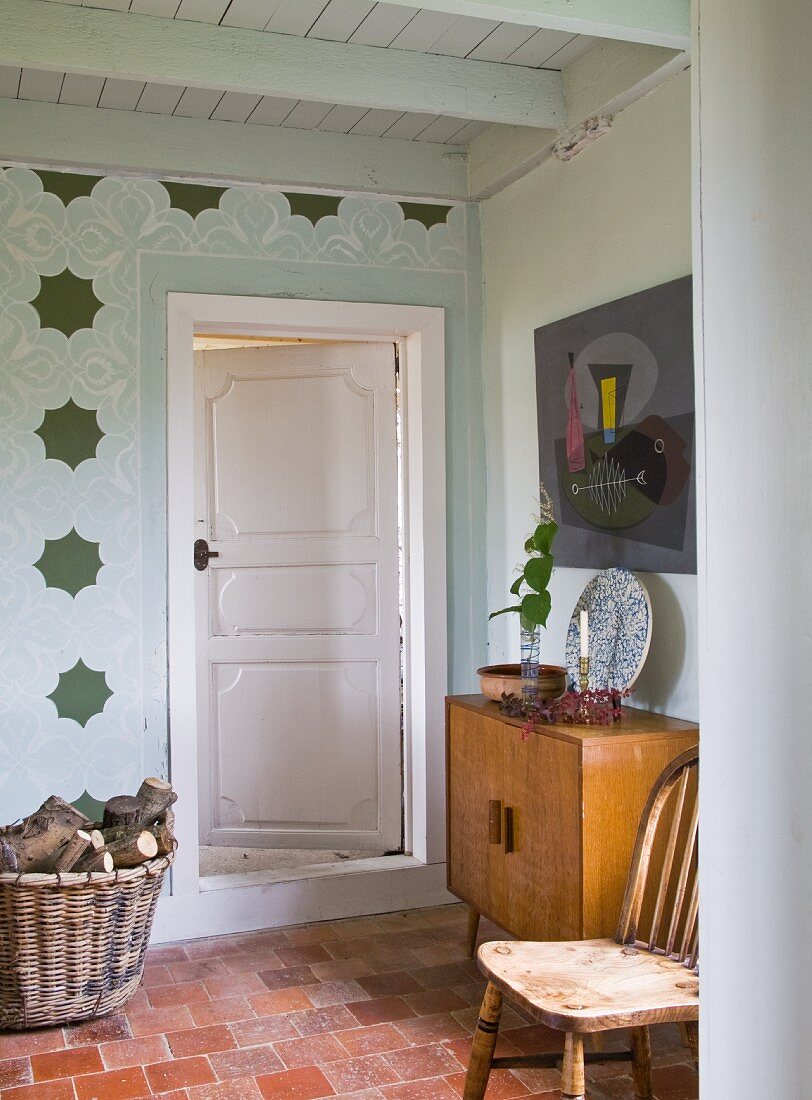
0,905,698,1099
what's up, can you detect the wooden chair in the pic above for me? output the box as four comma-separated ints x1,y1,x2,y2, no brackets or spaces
463,748,699,1100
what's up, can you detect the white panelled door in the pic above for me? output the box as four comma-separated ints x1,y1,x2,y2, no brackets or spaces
194,342,402,851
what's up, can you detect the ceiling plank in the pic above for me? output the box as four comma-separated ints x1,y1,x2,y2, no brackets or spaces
0,64,21,97
210,90,262,122
58,71,105,106
502,27,575,67
0,0,565,128
136,81,185,113
349,4,418,47
466,22,536,62
307,0,377,42
97,77,146,110
386,1,690,50
18,67,63,101
0,95,468,199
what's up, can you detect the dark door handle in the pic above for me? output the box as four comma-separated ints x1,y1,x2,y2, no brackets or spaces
503,806,515,854
194,539,220,571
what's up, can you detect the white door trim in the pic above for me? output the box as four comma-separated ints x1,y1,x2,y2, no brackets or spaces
162,293,449,936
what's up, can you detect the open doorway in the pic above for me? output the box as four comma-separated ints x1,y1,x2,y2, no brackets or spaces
164,293,450,935
191,333,404,884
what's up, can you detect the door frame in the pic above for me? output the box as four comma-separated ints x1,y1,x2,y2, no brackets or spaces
166,293,448,909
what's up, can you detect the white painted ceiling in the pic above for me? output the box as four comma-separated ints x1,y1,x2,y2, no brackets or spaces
35,0,597,66
0,1,601,146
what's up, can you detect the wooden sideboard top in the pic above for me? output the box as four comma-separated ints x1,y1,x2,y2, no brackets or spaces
446,694,699,746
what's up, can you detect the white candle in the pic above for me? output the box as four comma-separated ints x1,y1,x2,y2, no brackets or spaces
580,609,589,659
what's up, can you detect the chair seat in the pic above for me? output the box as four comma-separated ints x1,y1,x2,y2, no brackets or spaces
477,938,699,1034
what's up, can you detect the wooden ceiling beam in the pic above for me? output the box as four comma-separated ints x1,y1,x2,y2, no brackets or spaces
398,1,691,50
0,97,469,200
468,40,689,197
0,0,564,129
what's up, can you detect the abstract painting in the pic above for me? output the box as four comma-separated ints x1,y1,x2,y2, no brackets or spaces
535,276,695,573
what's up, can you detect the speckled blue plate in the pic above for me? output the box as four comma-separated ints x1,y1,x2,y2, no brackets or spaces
565,567,652,692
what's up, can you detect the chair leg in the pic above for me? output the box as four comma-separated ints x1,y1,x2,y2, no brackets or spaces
684,1020,699,1067
466,908,481,958
630,1026,653,1100
561,1032,585,1100
463,982,502,1100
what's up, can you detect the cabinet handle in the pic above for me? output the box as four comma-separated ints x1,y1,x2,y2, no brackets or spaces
503,806,515,854
488,800,502,844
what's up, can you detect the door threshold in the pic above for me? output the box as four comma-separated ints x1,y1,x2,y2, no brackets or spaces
198,853,419,892
154,857,453,942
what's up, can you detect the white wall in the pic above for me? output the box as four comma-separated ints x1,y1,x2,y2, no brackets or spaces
695,1,812,1094
481,71,696,719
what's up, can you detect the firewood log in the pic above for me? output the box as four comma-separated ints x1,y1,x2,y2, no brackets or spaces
89,829,105,850
74,848,114,873
53,830,92,872
0,839,17,873
101,822,175,858
135,778,177,826
102,795,142,828
152,821,175,857
0,796,91,873
106,829,158,868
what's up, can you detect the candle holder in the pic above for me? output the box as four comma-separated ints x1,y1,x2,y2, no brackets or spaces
578,656,589,694
576,656,594,724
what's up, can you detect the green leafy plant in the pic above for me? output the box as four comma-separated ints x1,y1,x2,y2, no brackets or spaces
490,488,558,632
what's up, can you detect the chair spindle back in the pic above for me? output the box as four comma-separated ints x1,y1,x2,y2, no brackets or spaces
615,748,699,970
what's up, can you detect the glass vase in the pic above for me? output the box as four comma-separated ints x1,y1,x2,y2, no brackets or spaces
520,625,540,702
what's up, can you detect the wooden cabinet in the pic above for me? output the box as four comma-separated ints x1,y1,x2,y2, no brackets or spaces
446,695,699,943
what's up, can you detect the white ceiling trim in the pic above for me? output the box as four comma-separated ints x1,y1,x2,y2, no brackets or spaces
1,0,566,127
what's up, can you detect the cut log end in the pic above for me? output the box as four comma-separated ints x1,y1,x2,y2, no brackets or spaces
135,778,178,826
74,848,114,874
107,829,159,868
102,795,143,829
53,830,92,872
153,822,174,857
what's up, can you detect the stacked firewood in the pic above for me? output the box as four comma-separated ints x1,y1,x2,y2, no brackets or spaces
0,778,177,874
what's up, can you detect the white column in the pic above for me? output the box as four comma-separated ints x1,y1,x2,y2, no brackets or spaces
694,1,812,1094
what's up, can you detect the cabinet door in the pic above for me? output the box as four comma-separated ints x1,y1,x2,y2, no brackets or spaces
446,706,510,924
504,730,582,941
580,734,699,939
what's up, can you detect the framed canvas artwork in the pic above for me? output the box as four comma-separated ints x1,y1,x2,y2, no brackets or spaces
534,276,696,574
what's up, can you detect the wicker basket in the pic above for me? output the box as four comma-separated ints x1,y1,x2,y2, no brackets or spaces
0,853,173,1030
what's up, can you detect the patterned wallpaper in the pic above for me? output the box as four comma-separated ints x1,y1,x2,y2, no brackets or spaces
0,166,481,822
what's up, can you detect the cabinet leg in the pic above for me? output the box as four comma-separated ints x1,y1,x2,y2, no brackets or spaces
463,981,502,1100
466,907,481,958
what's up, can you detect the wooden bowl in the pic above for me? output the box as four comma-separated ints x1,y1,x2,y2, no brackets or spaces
476,663,567,703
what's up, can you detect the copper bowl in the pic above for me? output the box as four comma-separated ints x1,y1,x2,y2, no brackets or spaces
476,663,567,703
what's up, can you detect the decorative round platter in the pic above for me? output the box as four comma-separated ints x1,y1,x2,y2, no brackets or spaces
565,567,652,692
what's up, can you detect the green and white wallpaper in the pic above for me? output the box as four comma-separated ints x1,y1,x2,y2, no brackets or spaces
0,166,486,822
